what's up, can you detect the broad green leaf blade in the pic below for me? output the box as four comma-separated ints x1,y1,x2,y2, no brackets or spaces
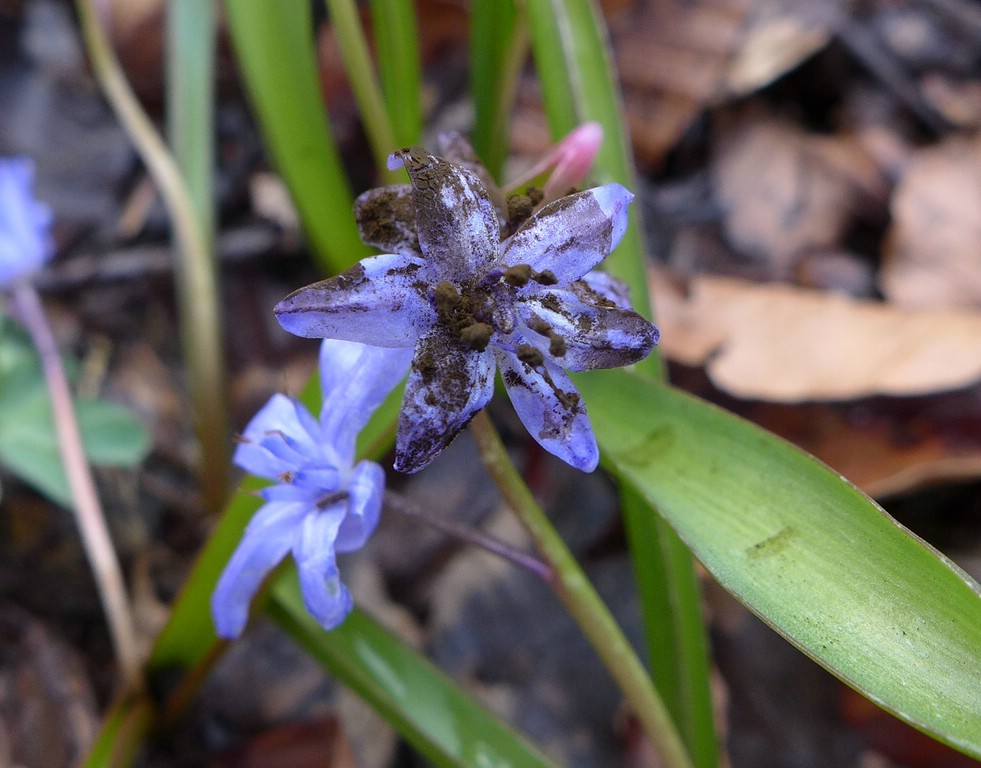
77,399,152,465
269,573,561,768
224,0,368,273
0,350,149,507
578,370,981,758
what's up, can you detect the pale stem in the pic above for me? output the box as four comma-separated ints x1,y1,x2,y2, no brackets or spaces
8,281,141,690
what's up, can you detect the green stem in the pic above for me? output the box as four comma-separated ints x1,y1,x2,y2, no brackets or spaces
323,0,400,180
469,411,694,768
77,0,230,511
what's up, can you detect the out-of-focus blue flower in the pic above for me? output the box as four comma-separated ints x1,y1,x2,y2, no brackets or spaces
212,339,412,638
0,158,53,287
275,147,658,474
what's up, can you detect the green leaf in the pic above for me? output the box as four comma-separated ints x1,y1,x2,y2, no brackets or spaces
369,0,422,147
621,486,718,767
0,343,149,506
578,370,981,759
469,0,528,182
270,572,561,768
224,0,369,273
526,0,654,328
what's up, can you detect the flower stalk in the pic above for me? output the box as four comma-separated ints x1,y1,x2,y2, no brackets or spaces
7,281,141,689
470,410,694,768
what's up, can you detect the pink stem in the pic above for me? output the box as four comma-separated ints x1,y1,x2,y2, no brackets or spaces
8,281,142,689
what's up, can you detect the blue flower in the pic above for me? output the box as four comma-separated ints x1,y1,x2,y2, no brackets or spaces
212,339,412,638
275,147,658,474
0,158,53,288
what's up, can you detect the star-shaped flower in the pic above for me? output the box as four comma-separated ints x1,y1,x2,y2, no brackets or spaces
212,339,411,637
275,148,658,474
0,158,53,288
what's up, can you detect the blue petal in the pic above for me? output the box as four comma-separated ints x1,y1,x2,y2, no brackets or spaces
518,288,659,371
577,270,633,310
335,459,385,553
291,467,342,490
394,330,496,473
501,184,634,284
389,149,500,282
275,253,435,346
294,504,352,631
495,347,598,472
0,158,53,287
318,340,412,465
234,394,320,479
211,501,307,638
260,483,321,502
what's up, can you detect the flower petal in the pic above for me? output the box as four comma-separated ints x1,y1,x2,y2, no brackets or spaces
294,504,352,631
234,394,320,479
501,184,634,284
496,347,598,472
0,158,53,286
211,501,307,638
389,148,499,282
518,288,659,371
335,459,384,552
275,253,435,347
354,184,421,255
577,269,633,310
394,330,495,473
318,339,412,465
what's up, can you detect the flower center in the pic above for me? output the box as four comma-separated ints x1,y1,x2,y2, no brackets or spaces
432,264,559,352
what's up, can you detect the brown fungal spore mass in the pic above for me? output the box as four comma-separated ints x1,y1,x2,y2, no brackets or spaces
355,187,420,254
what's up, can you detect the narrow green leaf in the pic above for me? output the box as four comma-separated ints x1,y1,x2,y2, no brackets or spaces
526,0,655,329
166,0,216,243
578,370,981,759
323,0,400,177
224,0,369,273
270,572,561,768
622,486,718,768
369,0,422,147
469,0,528,181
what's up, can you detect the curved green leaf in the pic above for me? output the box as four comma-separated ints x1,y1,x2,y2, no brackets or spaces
224,0,368,273
578,370,981,759
270,574,560,768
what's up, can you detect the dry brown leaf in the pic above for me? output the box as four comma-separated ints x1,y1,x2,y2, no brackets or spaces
651,269,981,401
712,116,886,273
880,133,981,309
606,0,830,169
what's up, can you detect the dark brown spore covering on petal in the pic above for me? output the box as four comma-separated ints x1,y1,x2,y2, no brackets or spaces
355,186,420,253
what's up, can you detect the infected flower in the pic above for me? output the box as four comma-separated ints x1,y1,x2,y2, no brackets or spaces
212,339,411,637
276,145,658,474
0,158,53,288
